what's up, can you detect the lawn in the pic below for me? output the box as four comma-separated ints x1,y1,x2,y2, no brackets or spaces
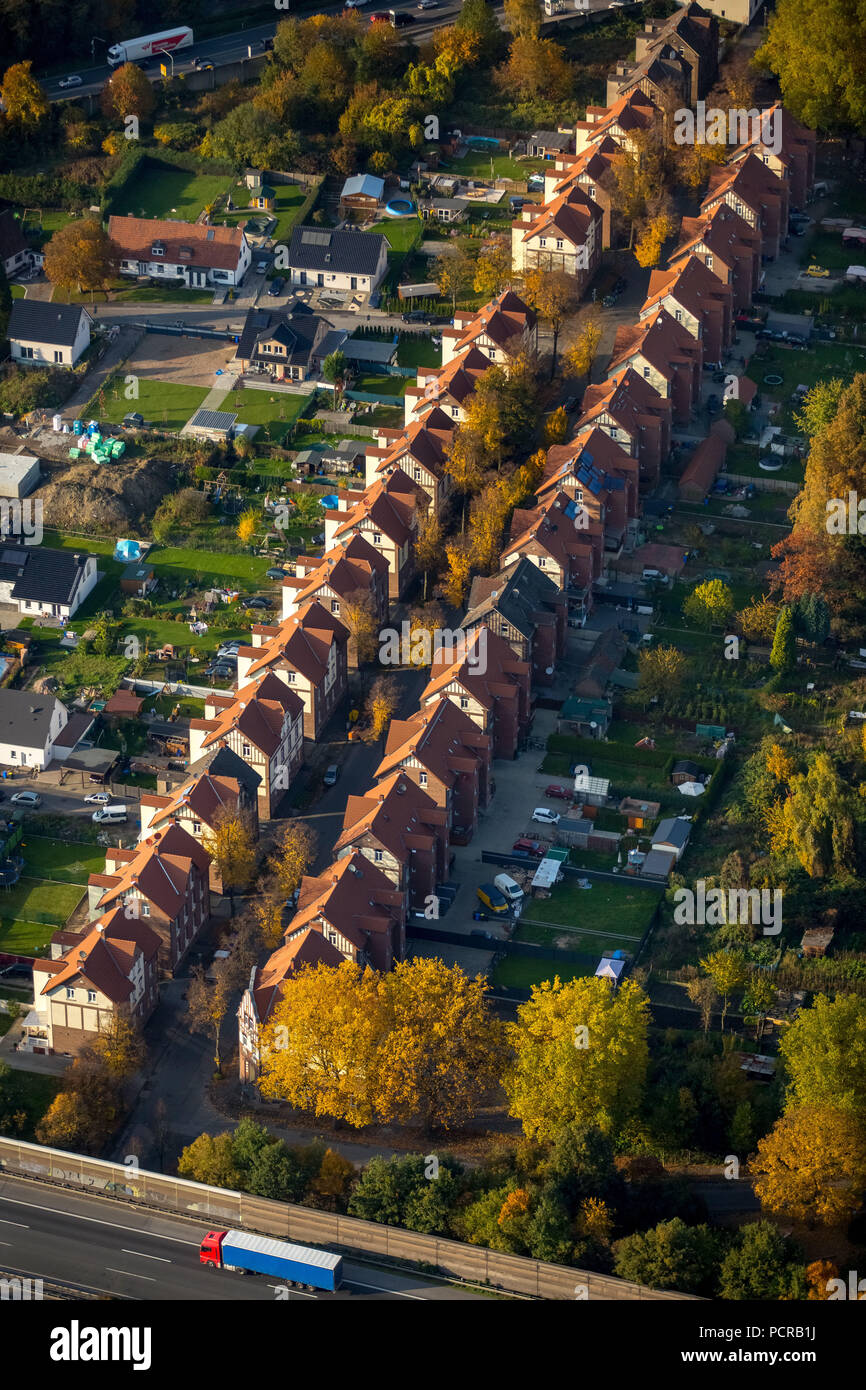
213,386,308,442
396,334,441,369
352,373,408,398
218,182,308,245
144,544,271,590
725,441,804,486
438,152,546,182
799,230,852,272
10,285,26,299
492,954,593,990
86,376,209,432
521,877,661,938
0,877,84,927
370,217,424,253
113,285,215,304
746,341,866,406
20,838,106,885
111,161,231,221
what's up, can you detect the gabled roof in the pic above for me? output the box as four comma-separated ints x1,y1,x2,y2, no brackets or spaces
0,542,93,605
291,851,404,950
375,697,490,786
0,209,30,263
422,624,529,711
643,253,731,320
541,424,637,501
462,556,563,642
95,822,210,919
250,930,346,1026
609,306,702,381
335,771,443,863
340,174,385,201
142,772,244,834
39,906,160,1003
0,688,65,748
330,468,423,548
580,366,671,435
518,186,599,247
108,215,247,271
195,670,304,756
235,304,337,367
8,299,90,347
288,225,386,276
449,289,536,355
242,600,349,686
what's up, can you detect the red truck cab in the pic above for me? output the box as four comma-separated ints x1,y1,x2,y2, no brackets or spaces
200,1230,227,1267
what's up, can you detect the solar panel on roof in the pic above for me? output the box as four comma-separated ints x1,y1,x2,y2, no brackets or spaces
206,229,214,240
301,229,331,246
0,549,25,566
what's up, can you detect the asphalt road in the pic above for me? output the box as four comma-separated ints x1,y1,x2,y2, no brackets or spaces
0,1174,488,1299
41,0,622,101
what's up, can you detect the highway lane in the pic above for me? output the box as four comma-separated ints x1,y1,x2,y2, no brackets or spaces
40,0,621,101
0,1175,490,1299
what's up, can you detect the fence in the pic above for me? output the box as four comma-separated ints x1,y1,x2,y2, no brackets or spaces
0,1138,697,1300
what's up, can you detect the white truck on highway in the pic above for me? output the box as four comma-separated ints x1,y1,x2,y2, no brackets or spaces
107,27,194,67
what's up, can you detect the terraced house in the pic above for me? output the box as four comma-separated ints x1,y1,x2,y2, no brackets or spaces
189,671,305,817
375,697,493,844
420,625,532,761
139,770,259,892
334,771,450,913
237,601,349,741
27,909,161,1057
88,823,211,976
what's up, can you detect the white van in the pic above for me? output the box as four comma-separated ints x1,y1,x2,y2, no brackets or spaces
494,873,524,907
92,805,128,824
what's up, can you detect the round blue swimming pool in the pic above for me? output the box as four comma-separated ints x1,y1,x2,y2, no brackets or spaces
385,198,415,217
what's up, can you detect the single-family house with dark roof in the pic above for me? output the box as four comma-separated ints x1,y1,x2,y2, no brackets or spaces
652,815,692,860
8,300,92,368
0,210,38,281
0,688,70,770
234,304,344,383
287,225,388,297
528,130,573,159
0,543,98,620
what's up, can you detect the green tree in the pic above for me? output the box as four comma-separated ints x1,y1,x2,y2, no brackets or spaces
613,1218,722,1296
779,994,866,1123
718,1221,806,1301
248,1141,309,1202
794,377,846,439
756,0,866,133
456,0,501,46
769,605,796,672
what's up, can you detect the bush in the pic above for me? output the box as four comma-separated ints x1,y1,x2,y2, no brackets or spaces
0,366,75,415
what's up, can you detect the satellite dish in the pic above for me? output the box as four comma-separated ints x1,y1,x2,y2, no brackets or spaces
545,667,554,675
589,721,597,729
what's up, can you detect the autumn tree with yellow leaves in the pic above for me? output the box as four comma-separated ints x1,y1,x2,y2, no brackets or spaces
202,806,257,911
763,751,855,877
753,1106,866,1227
268,819,318,904
505,976,650,1141
637,644,688,701
563,310,602,383
367,674,398,740
443,536,473,608
340,588,379,665
236,508,258,547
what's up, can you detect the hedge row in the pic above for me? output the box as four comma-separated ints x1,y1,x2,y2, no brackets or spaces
547,732,672,769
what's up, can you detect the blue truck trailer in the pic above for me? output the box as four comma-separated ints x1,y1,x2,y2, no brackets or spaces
200,1228,344,1292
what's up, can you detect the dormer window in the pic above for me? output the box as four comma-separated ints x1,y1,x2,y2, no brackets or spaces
151,242,165,257
178,246,193,260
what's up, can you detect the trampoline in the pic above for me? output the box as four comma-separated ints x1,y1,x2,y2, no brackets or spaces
385,198,415,217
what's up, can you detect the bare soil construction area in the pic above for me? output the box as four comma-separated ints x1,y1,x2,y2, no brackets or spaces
128,333,238,388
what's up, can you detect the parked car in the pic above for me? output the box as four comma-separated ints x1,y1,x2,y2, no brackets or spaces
702,360,723,372
784,332,808,347
59,75,83,88
418,0,439,7
10,791,41,807
391,9,416,24
266,567,287,580
545,783,572,801
532,807,560,825
477,883,508,915
244,596,272,610
803,264,830,278
122,412,144,429
217,641,241,657
84,792,112,805
562,395,578,413
323,764,340,787
267,277,284,296
469,929,497,941
735,314,764,331
255,260,269,274
512,838,545,858
194,60,214,70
